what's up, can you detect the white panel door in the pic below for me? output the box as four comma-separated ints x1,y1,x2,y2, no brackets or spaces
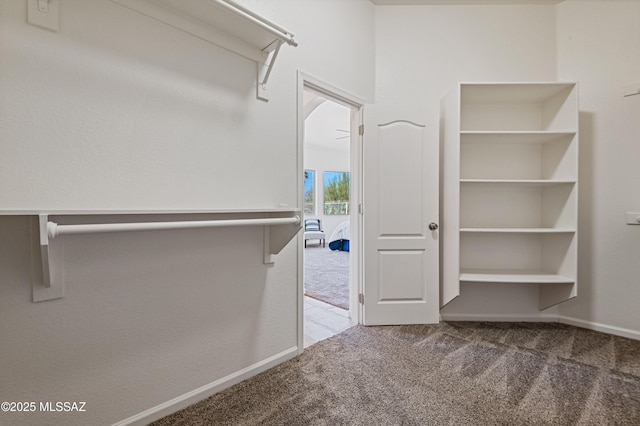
363,121,439,325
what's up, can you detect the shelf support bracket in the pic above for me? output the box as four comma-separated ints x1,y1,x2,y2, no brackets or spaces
263,217,301,264
263,225,273,265
32,214,64,302
40,214,51,287
257,40,283,102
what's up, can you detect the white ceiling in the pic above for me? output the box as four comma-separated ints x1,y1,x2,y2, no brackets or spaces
304,94,351,152
370,0,563,5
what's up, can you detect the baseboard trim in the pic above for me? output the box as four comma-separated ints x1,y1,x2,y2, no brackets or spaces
113,346,299,426
557,316,640,341
440,313,559,322
440,313,640,341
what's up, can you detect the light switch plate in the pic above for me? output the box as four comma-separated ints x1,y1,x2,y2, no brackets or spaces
27,0,59,32
626,212,640,225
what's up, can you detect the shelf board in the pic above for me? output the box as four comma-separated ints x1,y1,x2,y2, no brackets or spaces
111,0,297,101
460,82,576,103
460,268,574,284
0,208,300,216
460,131,576,144
460,179,576,187
460,228,576,233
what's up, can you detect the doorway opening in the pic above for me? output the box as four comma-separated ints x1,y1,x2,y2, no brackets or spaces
299,77,363,348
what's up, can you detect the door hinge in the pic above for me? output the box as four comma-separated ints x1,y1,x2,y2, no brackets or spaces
358,204,364,215
359,293,364,304
358,124,364,136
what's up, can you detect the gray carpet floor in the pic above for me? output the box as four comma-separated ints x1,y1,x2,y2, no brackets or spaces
304,246,349,310
152,322,640,425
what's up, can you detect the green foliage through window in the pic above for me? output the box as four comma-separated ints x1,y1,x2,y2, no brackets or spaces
324,171,350,215
304,170,315,214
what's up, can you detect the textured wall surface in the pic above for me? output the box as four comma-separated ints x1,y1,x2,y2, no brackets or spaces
0,0,374,424
556,0,640,334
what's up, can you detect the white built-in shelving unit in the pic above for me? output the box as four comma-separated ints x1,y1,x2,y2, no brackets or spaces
440,82,578,310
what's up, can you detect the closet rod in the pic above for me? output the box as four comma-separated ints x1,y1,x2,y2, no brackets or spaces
47,216,301,239
214,0,298,47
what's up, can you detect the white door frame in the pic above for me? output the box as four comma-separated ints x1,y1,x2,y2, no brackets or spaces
296,71,365,353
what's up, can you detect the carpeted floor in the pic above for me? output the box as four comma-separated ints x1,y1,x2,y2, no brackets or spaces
152,322,640,425
304,246,349,310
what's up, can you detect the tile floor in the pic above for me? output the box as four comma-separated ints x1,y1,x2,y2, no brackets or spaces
304,296,354,348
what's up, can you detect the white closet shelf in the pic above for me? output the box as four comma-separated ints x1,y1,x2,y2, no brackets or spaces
460,179,576,186
460,228,576,233
0,208,299,216
111,0,298,101
460,130,576,136
459,82,577,103
460,269,574,284
460,131,576,144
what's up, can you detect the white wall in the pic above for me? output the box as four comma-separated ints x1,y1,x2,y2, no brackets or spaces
304,100,351,238
1,0,278,210
3,1,639,424
0,0,374,425
556,0,640,334
372,4,560,318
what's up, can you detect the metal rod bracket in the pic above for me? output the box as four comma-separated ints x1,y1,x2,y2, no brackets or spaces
32,214,64,302
257,40,283,102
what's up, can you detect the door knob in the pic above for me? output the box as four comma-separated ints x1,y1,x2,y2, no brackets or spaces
428,223,439,231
